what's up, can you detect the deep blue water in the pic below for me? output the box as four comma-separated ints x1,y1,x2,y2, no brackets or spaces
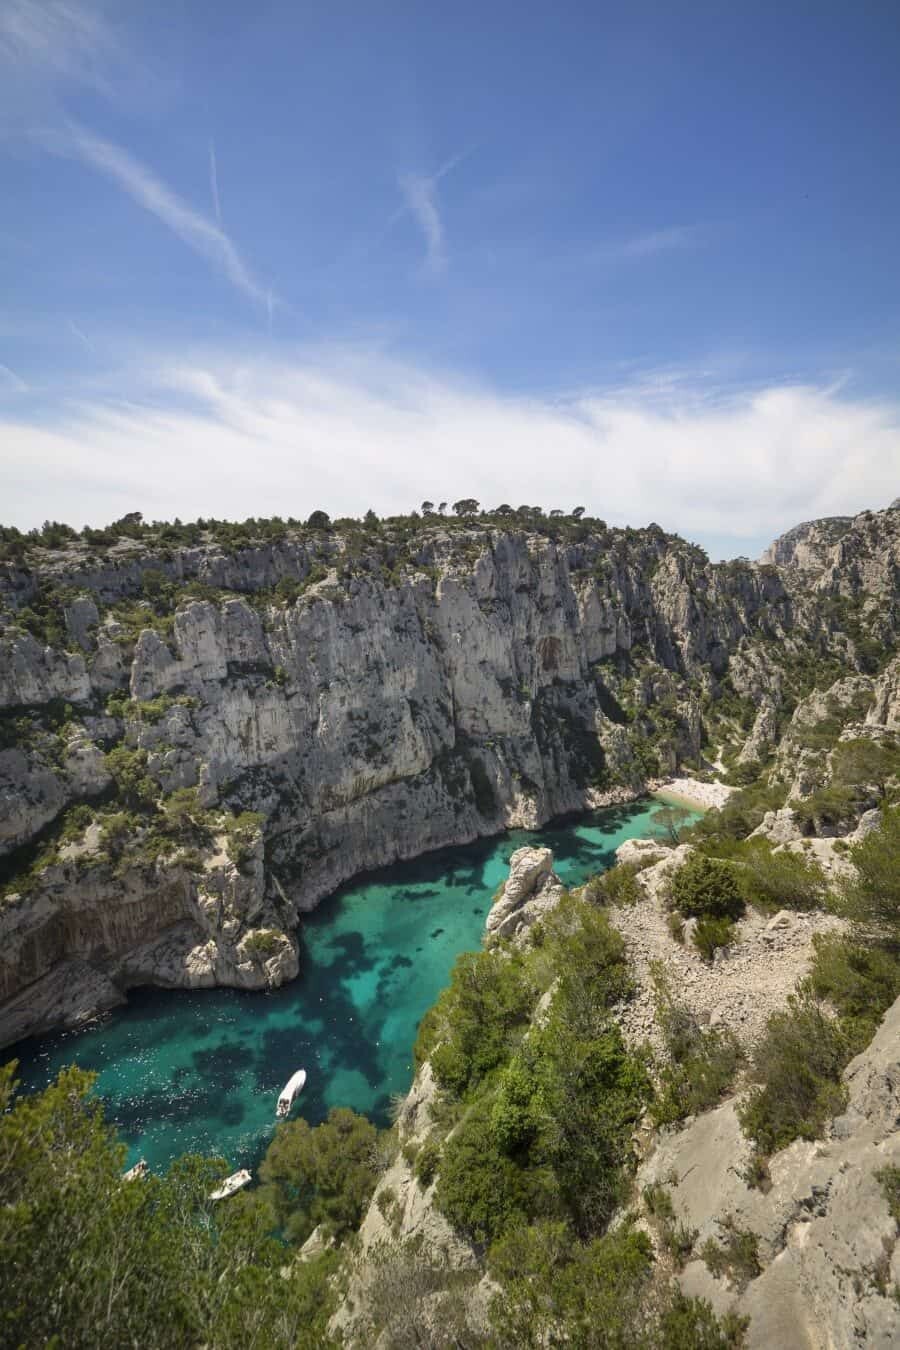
7,799,692,1172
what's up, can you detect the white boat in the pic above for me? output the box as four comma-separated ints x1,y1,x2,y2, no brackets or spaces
209,1168,252,1201
123,1159,148,1181
276,1068,307,1119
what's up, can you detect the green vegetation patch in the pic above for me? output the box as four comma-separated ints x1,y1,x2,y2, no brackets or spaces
667,854,745,922
0,1062,339,1348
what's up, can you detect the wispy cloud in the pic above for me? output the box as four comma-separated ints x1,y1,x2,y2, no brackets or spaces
209,139,221,225
399,173,446,273
2,349,898,554
0,0,117,93
615,224,705,260
397,149,472,275
0,363,28,393
43,122,272,308
67,317,96,353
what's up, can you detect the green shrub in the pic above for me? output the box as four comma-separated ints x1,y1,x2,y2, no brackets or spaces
104,746,157,807
435,1095,556,1245
223,810,264,869
642,1182,675,1222
738,995,850,1156
790,785,859,834
700,1217,761,1290
668,854,745,921
242,929,281,959
416,948,536,1095
738,844,827,912
0,1063,339,1347
650,971,741,1125
486,1220,747,1349
592,861,643,906
527,1014,649,1238
259,1106,382,1246
660,1218,698,1270
806,932,900,1051
876,1164,900,1221
843,804,900,944
659,1291,748,1349
412,1136,441,1188
692,916,737,961
490,1057,545,1155
540,896,633,1013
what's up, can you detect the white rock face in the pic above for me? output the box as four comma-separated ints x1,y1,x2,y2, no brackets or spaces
0,828,297,1047
737,700,778,765
484,845,566,943
638,995,900,1349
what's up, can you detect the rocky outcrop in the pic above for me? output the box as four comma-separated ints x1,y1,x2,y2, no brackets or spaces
758,516,853,569
0,826,297,1047
608,839,844,1053
638,994,900,1349
484,845,565,943
737,699,778,765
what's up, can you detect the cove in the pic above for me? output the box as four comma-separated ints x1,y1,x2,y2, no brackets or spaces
7,798,695,1173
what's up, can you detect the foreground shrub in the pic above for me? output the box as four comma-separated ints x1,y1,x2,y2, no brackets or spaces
651,968,741,1125
738,995,850,1156
258,1106,382,1245
487,1221,747,1349
737,844,828,911
806,933,900,1052
414,948,536,1094
693,915,737,961
668,855,745,921
0,1064,338,1348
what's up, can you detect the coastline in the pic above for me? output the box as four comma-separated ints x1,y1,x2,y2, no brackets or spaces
649,776,735,812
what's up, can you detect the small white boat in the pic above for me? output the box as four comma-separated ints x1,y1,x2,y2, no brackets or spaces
123,1159,148,1182
276,1068,307,1119
209,1168,252,1201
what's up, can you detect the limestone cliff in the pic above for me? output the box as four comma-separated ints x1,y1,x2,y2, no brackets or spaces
1,503,898,1043
640,994,900,1349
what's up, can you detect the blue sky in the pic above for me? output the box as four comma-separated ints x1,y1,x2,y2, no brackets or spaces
1,1,899,556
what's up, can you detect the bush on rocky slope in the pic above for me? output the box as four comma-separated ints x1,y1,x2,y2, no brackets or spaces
425,898,646,1246
667,854,745,922
258,1106,385,1247
486,1220,748,1349
650,966,741,1125
738,993,850,1158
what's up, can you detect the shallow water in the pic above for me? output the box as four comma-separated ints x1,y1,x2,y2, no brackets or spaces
7,799,693,1172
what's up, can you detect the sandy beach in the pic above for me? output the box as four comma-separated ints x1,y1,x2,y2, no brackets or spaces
650,776,735,812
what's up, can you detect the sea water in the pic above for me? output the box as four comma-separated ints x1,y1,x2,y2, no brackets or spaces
7,798,694,1172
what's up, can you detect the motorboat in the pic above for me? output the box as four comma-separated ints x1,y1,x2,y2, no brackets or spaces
276,1068,307,1119
209,1168,252,1201
123,1159,148,1181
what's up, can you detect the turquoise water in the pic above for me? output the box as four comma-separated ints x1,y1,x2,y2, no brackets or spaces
7,799,691,1173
